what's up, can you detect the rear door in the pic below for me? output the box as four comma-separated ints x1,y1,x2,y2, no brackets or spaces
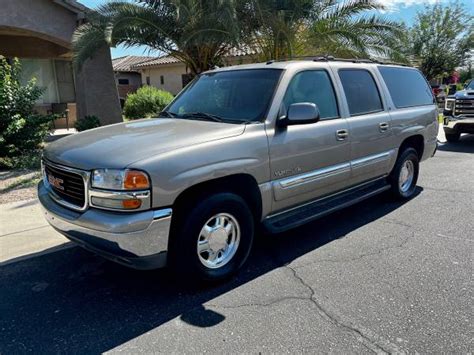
334,66,396,185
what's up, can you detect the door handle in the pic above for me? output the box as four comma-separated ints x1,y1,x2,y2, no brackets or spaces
336,129,349,141
379,122,389,132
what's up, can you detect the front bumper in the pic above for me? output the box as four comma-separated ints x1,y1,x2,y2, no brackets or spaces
38,181,172,269
443,117,474,135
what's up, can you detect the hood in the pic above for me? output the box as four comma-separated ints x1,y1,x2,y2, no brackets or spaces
44,118,246,170
453,89,474,99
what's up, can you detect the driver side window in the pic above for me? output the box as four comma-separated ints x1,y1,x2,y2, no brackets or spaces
283,70,339,119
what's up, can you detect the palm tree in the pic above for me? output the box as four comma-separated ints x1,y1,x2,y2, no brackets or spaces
73,0,242,75
241,0,407,62
73,0,407,75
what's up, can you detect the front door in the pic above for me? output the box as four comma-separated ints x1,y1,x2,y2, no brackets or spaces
267,69,352,213
335,68,395,185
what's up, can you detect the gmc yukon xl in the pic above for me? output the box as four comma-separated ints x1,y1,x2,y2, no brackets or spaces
38,59,438,282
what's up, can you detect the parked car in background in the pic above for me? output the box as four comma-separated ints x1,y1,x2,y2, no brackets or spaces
431,84,446,105
443,79,474,142
38,59,438,282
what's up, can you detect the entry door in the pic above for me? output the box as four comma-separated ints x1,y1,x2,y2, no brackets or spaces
337,68,395,185
268,70,352,213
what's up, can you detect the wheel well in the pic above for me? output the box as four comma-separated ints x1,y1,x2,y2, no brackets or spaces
399,135,424,160
173,174,262,222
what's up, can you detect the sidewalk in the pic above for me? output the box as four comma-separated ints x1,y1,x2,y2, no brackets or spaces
0,199,71,264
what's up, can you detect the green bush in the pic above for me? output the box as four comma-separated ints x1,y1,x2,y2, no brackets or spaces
123,86,174,120
75,115,101,131
0,57,54,169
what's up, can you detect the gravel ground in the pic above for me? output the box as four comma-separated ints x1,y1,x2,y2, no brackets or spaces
0,170,41,204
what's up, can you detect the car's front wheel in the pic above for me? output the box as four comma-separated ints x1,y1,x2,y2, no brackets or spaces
169,192,254,282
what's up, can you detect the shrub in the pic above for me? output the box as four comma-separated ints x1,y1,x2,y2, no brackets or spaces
123,86,174,120
75,115,101,131
0,57,54,169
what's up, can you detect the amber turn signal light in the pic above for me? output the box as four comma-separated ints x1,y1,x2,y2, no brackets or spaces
122,199,142,209
124,170,150,190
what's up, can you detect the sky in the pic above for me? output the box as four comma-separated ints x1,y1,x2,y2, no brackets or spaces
78,0,473,59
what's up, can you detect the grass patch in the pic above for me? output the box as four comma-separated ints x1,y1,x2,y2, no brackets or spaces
0,172,41,194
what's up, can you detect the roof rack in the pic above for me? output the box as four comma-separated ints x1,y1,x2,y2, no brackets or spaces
267,55,409,67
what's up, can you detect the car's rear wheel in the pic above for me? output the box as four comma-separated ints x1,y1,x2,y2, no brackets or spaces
169,193,254,282
445,133,460,142
388,147,419,199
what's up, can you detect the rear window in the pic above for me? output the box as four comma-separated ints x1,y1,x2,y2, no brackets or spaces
378,67,434,108
338,69,383,116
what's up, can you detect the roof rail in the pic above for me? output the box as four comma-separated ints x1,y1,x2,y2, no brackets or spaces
269,55,409,67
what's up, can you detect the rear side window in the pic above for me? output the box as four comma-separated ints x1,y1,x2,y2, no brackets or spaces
283,70,339,119
338,69,383,116
378,67,434,108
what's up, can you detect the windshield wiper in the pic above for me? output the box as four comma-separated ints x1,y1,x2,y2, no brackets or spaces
159,110,178,118
180,112,224,123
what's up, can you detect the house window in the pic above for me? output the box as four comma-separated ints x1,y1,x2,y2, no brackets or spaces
146,76,150,85
118,78,129,85
19,59,59,104
54,60,75,103
160,75,164,85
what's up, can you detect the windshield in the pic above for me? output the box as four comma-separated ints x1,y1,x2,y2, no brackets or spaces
165,69,282,123
466,80,474,90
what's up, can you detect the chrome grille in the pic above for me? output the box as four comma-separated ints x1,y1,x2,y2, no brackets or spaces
44,161,87,210
454,99,474,116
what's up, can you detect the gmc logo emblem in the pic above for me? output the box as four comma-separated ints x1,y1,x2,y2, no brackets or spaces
48,174,64,191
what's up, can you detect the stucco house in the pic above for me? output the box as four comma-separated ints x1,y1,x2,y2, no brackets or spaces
0,0,122,127
132,50,256,95
112,55,153,107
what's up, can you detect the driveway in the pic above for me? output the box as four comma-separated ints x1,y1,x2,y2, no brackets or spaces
1,135,473,353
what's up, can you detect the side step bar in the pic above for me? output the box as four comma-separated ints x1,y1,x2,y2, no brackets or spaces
263,179,390,233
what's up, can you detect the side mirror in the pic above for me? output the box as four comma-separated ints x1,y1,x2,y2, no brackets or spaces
281,103,320,126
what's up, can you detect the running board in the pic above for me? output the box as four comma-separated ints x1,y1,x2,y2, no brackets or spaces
263,179,390,233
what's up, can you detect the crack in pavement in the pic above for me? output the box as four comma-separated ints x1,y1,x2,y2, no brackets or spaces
291,233,413,270
207,264,406,354
0,225,50,238
286,264,406,355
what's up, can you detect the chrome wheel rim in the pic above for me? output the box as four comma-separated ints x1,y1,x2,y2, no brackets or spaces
197,213,240,269
399,159,415,193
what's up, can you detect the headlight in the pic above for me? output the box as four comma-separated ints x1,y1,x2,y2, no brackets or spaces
91,169,150,190
445,99,455,111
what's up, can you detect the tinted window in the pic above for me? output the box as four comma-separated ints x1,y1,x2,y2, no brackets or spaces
339,70,383,116
379,67,433,108
167,69,282,122
118,78,129,85
283,70,339,119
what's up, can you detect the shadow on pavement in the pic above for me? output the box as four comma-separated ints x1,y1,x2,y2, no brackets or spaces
0,189,422,353
438,134,474,153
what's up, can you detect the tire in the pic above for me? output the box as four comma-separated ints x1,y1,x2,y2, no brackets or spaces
388,147,419,200
168,192,254,283
445,133,460,142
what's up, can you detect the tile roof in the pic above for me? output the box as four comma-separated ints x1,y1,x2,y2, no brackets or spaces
132,48,257,69
132,55,182,69
112,56,155,72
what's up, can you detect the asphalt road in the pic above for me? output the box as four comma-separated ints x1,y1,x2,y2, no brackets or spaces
1,136,473,354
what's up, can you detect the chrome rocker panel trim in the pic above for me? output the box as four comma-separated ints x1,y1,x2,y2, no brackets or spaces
38,181,172,269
